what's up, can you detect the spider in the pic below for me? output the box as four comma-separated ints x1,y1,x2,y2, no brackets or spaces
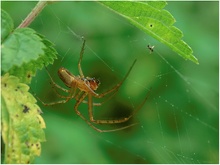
38,38,151,132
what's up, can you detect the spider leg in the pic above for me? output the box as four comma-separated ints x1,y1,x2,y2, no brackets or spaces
74,92,139,132
78,37,86,78
129,87,152,117
51,81,78,99
36,94,71,106
37,85,77,106
88,87,152,124
96,59,137,98
88,94,130,124
45,66,69,93
74,92,104,132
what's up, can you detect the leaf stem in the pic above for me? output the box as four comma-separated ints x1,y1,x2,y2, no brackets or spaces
18,1,48,28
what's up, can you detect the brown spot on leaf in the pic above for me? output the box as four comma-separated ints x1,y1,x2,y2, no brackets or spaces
27,74,31,79
22,104,30,113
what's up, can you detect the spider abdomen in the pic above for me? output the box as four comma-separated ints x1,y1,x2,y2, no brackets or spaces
58,67,76,88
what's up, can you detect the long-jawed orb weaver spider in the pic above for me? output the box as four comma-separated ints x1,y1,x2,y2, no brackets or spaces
38,38,151,133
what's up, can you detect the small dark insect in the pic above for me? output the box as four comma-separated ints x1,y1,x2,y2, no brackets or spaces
147,44,155,54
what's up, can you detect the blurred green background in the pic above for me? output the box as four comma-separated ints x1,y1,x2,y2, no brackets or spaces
2,1,218,163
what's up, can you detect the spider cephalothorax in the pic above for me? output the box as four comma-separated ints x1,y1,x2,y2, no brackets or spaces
84,77,100,91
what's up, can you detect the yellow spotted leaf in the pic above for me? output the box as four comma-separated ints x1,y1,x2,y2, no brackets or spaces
1,74,46,164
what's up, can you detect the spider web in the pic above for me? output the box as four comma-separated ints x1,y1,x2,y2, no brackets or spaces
20,1,219,164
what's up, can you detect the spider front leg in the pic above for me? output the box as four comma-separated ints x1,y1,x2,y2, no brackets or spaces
96,59,137,99
78,37,86,78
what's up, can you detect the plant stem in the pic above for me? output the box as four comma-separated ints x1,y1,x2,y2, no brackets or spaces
18,1,48,28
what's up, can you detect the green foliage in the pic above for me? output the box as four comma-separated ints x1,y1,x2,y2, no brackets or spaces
1,9,57,163
100,1,199,64
2,1,217,164
1,9,14,40
1,9,57,84
7,34,58,83
1,74,46,164
2,27,45,73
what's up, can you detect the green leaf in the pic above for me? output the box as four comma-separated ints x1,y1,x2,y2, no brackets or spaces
1,74,46,164
8,33,58,84
100,1,199,64
1,9,14,41
1,10,58,84
2,27,46,72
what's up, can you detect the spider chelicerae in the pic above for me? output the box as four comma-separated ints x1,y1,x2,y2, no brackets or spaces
38,38,151,132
